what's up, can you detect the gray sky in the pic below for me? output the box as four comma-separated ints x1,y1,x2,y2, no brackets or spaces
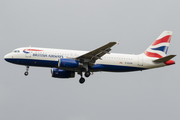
0,0,180,120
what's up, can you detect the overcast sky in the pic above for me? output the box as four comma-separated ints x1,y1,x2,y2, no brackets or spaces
0,0,180,120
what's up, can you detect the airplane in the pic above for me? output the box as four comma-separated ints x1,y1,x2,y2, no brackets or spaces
4,31,176,84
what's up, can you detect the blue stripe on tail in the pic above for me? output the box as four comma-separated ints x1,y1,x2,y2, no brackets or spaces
151,46,168,53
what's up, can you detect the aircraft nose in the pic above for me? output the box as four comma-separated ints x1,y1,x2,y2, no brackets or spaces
4,53,11,62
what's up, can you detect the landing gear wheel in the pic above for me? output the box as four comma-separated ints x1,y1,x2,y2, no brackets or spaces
24,72,28,76
85,71,90,77
24,65,29,76
79,77,85,84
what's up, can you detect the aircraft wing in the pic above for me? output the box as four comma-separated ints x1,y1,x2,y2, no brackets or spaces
76,42,117,63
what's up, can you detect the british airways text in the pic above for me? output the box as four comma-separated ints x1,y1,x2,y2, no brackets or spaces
33,53,63,58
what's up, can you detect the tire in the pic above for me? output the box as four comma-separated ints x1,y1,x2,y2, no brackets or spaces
85,71,90,77
79,77,85,84
24,72,28,76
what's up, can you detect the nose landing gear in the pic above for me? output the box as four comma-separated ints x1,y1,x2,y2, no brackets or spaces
24,65,29,76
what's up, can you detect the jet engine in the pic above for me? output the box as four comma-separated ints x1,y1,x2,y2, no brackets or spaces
51,68,75,78
58,59,83,68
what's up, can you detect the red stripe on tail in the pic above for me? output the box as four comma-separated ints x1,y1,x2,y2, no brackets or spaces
152,35,171,46
144,51,162,58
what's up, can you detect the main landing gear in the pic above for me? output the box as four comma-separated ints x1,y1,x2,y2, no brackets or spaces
78,71,91,84
79,77,85,84
85,71,91,77
24,65,29,76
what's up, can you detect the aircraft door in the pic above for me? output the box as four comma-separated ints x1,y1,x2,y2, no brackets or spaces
25,50,31,58
138,55,143,66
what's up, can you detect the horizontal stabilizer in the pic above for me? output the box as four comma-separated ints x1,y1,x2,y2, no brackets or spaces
153,55,176,63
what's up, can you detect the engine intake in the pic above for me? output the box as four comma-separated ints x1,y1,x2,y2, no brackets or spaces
51,68,75,78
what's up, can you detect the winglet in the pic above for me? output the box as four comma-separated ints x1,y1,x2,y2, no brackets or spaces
116,41,120,45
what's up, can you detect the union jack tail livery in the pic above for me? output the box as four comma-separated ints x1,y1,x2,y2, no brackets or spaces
144,31,172,58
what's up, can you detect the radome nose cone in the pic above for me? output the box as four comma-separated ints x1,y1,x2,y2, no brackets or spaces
4,53,10,62
4,56,8,62
4,54,8,61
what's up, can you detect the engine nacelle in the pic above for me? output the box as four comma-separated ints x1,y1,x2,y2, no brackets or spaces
58,59,82,68
51,68,75,78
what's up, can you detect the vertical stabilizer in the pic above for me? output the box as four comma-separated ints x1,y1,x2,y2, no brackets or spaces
144,31,173,58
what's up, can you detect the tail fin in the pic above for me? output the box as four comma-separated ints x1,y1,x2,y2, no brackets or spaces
144,31,173,58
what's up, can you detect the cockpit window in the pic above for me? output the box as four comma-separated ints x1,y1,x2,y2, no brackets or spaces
13,50,20,53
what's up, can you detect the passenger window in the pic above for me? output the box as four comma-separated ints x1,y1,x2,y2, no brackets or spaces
13,50,20,53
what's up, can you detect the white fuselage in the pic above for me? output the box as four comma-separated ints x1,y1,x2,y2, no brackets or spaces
4,47,166,72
